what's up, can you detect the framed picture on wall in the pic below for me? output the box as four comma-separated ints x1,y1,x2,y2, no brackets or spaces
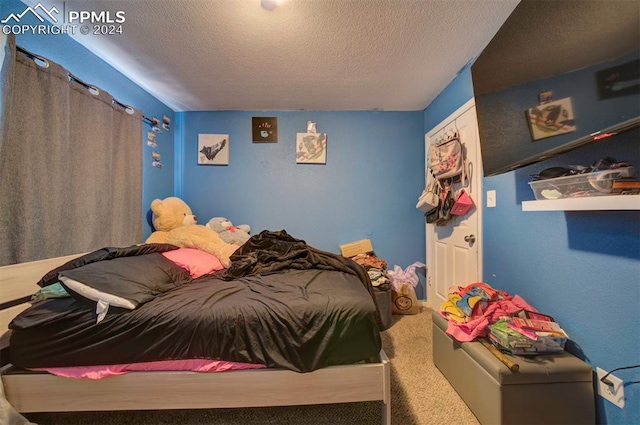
296,132,327,164
198,134,229,165
252,117,278,142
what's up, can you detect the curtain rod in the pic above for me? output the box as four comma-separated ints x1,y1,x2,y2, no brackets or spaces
16,45,156,123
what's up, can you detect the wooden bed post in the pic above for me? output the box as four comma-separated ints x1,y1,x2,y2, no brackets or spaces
381,350,391,425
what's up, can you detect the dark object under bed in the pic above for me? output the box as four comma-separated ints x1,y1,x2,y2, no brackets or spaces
9,230,382,373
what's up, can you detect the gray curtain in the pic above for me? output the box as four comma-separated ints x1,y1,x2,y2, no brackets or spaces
0,38,142,266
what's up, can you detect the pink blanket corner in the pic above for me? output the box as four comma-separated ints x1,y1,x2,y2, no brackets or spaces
32,358,266,380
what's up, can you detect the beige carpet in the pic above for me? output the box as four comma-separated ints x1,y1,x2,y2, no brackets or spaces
24,309,479,425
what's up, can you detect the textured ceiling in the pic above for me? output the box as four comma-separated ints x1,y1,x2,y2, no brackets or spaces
21,0,519,112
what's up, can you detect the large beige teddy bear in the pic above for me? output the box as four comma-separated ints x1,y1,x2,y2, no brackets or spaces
145,197,239,267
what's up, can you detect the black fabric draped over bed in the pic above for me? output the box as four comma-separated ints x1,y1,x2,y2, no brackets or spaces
9,230,383,373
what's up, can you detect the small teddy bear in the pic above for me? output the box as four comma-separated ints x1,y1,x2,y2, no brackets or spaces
206,217,251,246
145,197,239,267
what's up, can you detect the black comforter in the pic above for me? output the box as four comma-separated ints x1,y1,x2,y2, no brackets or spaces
9,231,382,372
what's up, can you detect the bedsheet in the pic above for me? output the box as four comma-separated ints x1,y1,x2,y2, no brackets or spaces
32,359,266,380
9,230,382,373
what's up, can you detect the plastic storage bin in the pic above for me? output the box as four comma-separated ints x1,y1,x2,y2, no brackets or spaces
529,167,635,200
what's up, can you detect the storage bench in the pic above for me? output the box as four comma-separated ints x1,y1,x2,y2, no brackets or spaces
432,311,595,424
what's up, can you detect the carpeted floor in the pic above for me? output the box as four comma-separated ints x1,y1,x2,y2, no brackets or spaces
23,308,479,425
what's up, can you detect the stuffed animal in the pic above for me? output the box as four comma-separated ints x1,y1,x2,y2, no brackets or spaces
145,197,238,267
206,217,251,246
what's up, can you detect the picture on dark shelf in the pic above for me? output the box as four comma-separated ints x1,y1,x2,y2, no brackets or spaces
526,97,576,141
252,117,278,142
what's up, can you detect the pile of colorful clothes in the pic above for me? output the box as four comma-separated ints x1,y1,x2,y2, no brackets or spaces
351,253,390,289
439,282,536,342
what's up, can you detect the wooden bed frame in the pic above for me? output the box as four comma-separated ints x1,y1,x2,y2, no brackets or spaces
0,254,391,424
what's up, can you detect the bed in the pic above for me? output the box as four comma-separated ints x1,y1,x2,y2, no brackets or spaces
0,230,391,424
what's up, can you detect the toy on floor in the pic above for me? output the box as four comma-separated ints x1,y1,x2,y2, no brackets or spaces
145,197,238,267
206,217,251,246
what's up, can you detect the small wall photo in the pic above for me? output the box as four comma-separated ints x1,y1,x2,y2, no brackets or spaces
296,132,327,164
198,134,229,165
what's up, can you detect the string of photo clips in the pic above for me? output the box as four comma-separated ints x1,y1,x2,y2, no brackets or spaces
141,115,171,169
110,97,171,134
110,98,172,169
142,115,171,133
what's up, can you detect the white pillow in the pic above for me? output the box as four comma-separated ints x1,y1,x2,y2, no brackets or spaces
59,276,136,309
59,275,136,323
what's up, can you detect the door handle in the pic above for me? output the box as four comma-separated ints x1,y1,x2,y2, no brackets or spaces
464,234,476,244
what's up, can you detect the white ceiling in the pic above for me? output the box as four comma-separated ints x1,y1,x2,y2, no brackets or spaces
22,0,520,112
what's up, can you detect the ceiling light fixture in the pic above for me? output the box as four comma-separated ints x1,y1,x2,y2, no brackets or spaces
261,0,277,11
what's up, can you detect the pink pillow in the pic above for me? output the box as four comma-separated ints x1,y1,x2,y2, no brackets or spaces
162,248,224,278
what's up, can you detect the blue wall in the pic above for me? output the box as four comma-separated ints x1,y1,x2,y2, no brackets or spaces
177,110,426,273
426,64,640,424
424,66,474,133
1,0,176,239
